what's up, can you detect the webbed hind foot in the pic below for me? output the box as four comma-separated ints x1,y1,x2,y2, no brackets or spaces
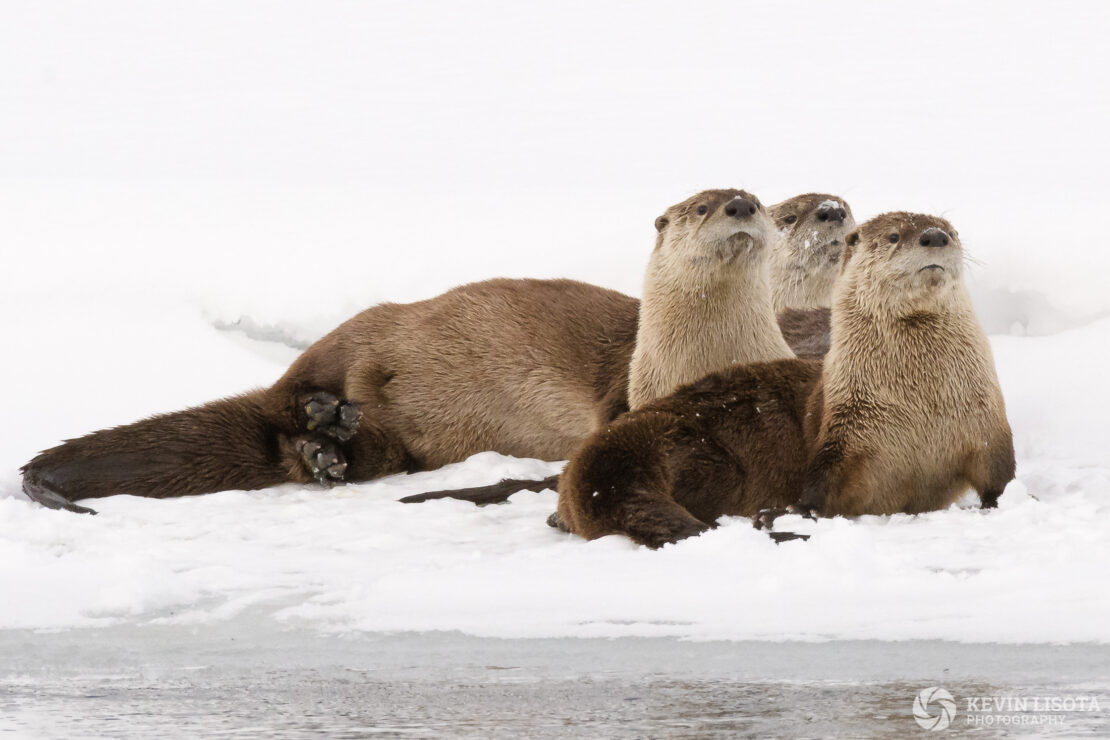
546,511,570,532
301,392,361,442
295,435,348,485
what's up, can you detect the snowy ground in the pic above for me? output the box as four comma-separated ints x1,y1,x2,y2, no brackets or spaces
2,313,1109,643
2,0,1110,735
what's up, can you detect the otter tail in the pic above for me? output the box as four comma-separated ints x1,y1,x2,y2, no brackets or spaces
399,474,560,505
21,391,291,515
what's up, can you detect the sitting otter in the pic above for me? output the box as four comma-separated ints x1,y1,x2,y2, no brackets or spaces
768,195,854,314
22,190,850,514
552,213,1015,548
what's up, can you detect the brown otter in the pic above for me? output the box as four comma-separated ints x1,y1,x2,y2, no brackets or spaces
627,191,793,408
765,195,853,362
551,212,1015,548
768,195,855,313
22,189,848,514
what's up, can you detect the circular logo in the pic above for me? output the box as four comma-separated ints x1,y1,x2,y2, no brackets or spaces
914,687,957,731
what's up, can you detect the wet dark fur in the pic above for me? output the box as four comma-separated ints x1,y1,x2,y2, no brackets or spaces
557,360,823,548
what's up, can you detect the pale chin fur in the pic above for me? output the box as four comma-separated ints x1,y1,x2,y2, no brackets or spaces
681,223,772,267
796,218,854,263
894,249,967,309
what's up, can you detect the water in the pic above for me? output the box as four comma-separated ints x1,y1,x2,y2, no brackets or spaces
2,625,1108,738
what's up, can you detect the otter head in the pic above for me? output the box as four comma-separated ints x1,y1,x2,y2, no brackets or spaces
840,212,964,315
770,193,856,271
652,189,775,272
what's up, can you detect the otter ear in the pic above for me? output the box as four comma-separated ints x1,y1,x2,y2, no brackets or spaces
654,215,669,232
841,230,860,271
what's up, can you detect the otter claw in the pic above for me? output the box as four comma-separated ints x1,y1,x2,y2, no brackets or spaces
302,392,362,442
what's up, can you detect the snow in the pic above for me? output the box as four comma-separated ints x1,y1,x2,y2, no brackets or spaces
2,0,1110,646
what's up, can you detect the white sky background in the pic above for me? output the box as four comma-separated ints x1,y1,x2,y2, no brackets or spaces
2,0,1108,315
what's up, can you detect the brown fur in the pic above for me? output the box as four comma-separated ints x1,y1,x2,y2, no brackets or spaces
776,307,831,360
554,213,1015,547
21,191,846,513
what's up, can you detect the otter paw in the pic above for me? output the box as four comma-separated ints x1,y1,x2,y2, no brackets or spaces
302,392,362,442
754,504,817,531
979,489,1002,509
296,436,348,485
754,507,787,530
546,511,570,532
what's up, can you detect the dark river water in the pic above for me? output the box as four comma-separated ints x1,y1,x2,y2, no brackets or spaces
2,626,1108,738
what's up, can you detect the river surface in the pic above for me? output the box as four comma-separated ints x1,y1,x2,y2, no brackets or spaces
2,625,1108,738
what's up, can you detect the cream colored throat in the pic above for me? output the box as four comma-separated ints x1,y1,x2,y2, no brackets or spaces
627,266,794,409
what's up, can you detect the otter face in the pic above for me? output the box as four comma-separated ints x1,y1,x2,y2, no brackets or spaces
653,189,775,267
770,193,856,269
842,212,964,311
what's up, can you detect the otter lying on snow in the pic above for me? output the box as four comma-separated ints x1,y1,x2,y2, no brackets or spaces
21,190,852,514
551,213,1015,547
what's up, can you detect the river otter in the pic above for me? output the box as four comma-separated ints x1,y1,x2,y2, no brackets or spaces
626,191,793,409
765,196,851,362
22,189,849,514
552,213,1015,548
768,195,855,313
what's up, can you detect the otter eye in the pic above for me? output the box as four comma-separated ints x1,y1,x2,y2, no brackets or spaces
888,233,900,244
784,215,797,225
697,205,708,215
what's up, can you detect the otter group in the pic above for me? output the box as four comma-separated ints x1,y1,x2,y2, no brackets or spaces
554,213,1013,547
21,187,1014,549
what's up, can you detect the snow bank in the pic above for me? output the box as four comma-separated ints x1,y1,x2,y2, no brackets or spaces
0,311,1108,643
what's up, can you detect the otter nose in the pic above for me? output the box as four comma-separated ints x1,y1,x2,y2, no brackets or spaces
919,227,951,248
724,197,758,219
816,204,847,223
